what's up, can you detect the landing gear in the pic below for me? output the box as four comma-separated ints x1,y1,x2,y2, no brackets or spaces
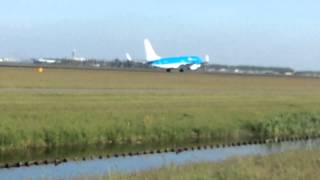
166,69,171,73
179,65,188,73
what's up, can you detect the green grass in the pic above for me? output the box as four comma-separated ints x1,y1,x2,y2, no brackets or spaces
1,67,320,151
98,150,320,180
250,112,320,139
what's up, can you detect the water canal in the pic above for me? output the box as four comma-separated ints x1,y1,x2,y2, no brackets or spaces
1,138,319,179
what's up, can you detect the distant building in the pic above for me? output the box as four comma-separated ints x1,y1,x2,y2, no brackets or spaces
1,57,20,62
284,72,294,76
35,58,57,64
71,49,86,62
234,69,243,74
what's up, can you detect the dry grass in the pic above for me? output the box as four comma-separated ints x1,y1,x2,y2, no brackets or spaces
102,150,320,180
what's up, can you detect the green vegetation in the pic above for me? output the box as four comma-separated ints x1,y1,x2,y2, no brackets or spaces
251,112,320,139
0,67,320,152
99,150,320,180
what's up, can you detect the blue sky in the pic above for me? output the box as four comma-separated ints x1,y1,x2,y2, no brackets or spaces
0,0,320,70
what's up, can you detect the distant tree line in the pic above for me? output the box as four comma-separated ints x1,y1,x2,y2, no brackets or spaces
207,64,295,74
33,58,299,75
40,58,150,69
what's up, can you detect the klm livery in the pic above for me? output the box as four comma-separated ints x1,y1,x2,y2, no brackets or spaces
144,39,209,72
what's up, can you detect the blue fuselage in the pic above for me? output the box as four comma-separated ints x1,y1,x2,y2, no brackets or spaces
147,56,203,70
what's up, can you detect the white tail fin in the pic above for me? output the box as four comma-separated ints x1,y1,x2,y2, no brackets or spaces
144,38,161,61
126,53,132,61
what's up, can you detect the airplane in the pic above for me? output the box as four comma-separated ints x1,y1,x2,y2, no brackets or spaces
143,38,209,72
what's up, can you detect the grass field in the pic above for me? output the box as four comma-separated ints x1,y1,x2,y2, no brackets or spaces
1,67,320,151
100,150,320,180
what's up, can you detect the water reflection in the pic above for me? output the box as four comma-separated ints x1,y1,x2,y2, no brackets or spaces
0,139,227,164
